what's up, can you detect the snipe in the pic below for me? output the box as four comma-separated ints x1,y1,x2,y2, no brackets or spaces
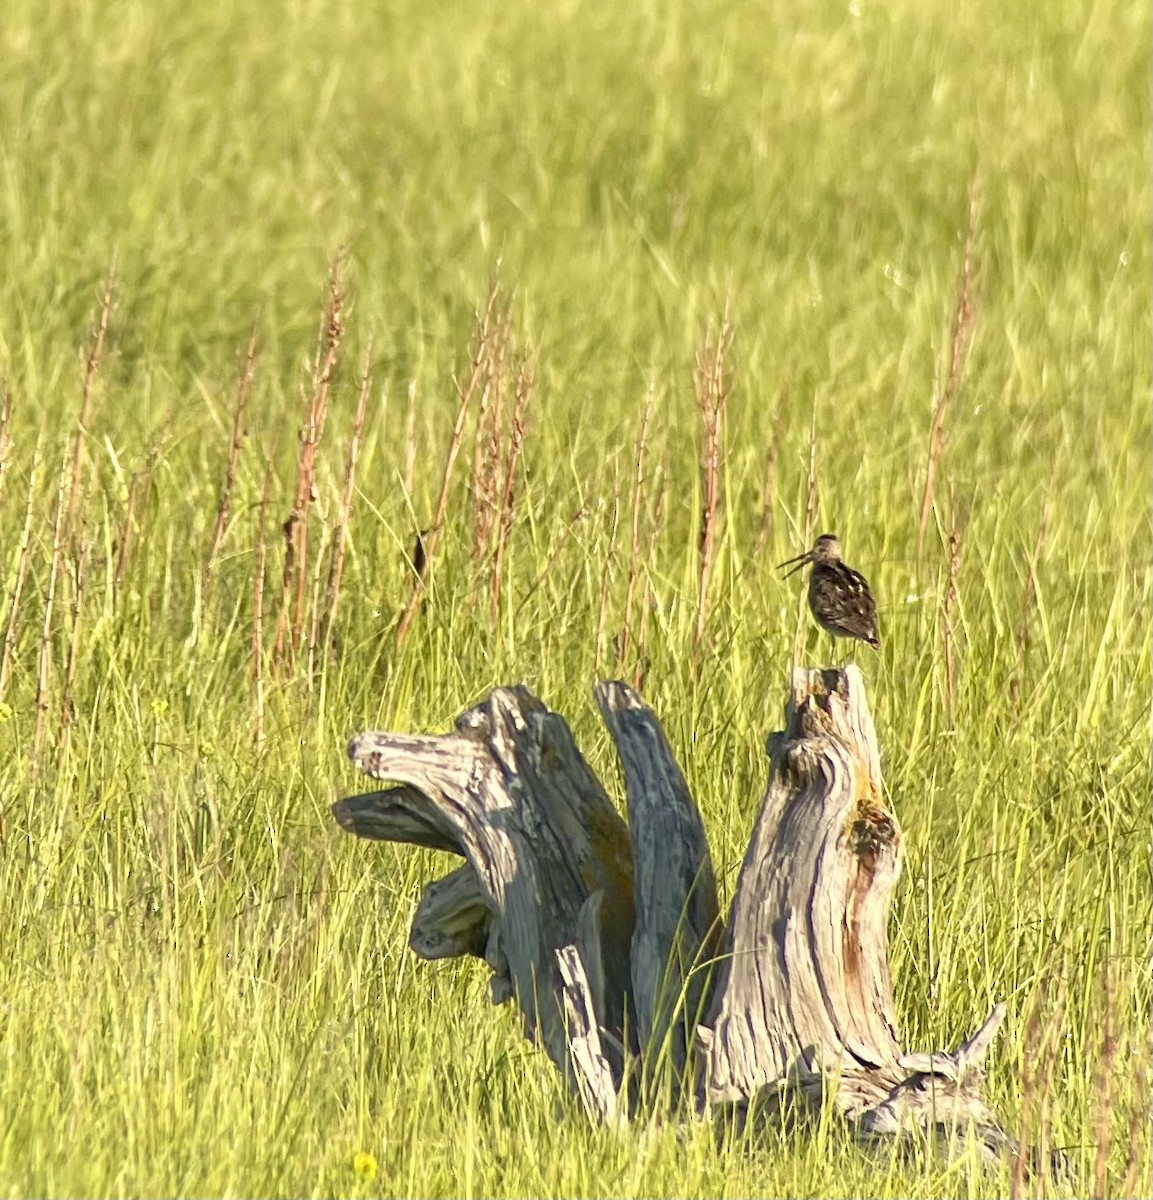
779,533,879,650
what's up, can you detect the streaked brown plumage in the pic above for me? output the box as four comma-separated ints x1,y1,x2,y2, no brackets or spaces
778,533,879,650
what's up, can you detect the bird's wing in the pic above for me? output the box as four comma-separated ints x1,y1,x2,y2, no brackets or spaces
811,564,878,639
842,566,876,622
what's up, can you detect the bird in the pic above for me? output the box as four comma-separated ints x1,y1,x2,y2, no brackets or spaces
778,533,879,650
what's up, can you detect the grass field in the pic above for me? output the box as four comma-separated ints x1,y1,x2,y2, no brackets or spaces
0,0,1150,1195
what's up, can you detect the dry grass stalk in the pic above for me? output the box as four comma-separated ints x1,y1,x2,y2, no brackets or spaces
205,326,258,589
252,460,274,745
693,301,734,649
1009,486,1053,708
489,353,533,627
320,337,373,659
396,279,502,645
471,297,513,563
942,490,963,729
804,410,818,534
469,374,495,562
0,441,41,706
275,260,344,672
1120,1045,1151,1200
633,451,668,691
291,272,343,647
34,460,69,755
67,276,114,538
916,185,979,557
791,408,820,663
754,385,785,554
595,477,621,670
305,517,329,689
59,535,90,742
633,574,654,692
619,383,655,668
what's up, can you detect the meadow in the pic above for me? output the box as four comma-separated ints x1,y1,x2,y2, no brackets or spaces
0,0,1150,1195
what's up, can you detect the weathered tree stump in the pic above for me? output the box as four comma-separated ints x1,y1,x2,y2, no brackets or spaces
334,666,1020,1163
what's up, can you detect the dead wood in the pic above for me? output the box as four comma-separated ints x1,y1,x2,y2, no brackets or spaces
335,666,1024,1169
595,680,719,1082
337,686,637,1086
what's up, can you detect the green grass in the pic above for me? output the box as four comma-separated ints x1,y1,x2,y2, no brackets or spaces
0,0,1149,1195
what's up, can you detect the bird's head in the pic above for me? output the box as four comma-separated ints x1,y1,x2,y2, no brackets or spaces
778,532,841,577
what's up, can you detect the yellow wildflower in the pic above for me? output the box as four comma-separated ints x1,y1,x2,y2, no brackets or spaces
352,1151,378,1183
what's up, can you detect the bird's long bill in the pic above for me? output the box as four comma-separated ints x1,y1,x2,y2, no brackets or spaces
777,550,812,578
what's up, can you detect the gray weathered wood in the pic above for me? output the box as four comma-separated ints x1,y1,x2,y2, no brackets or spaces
332,783,462,854
339,686,636,1083
702,665,902,1104
557,943,622,1127
556,891,625,1128
335,668,1023,1167
595,680,720,1080
854,1004,1022,1164
699,666,1016,1163
409,863,490,960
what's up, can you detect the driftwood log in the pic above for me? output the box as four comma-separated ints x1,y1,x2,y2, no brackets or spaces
334,666,1020,1162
